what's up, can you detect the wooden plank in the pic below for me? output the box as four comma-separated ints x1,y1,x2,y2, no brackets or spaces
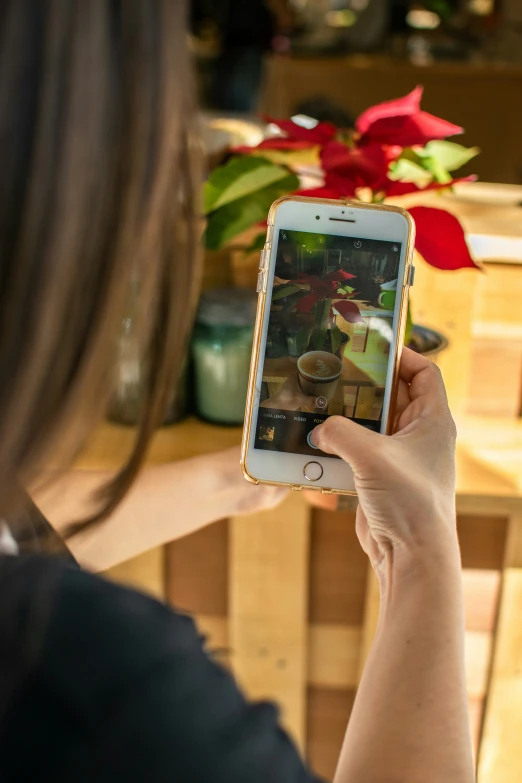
473,263,522,329
468,338,522,418
165,518,228,615
309,509,367,625
479,516,522,783
410,254,478,414
104,546,165,599
307,687,355,783
458,515,508,570
229,493,311,750
308,624,361,690
465,630,493,700
462,569,502,633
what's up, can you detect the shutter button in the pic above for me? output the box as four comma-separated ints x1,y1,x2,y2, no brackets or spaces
303,461,323,482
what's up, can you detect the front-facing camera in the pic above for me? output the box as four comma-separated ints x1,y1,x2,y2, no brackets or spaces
315,215,320,220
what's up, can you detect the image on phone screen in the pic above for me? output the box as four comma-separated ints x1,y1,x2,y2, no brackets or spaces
254,228,401,458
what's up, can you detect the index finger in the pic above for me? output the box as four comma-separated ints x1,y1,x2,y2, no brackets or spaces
399,347,448,407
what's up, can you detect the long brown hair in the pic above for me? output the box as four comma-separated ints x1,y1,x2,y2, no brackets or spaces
0,0,201,530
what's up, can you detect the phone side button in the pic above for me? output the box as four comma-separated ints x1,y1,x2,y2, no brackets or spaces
256,271,264,293
408,264,416,286
259,245,271,270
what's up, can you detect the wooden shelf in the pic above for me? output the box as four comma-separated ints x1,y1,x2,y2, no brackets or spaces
76,416,242,471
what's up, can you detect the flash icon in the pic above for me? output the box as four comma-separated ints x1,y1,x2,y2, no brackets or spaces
282,232,287,240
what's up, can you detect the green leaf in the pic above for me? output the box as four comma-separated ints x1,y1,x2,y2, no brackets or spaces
416,141,480,172
311,328,327,351
330,323,343,355
204,155,292,214
272,284,302,301
421,156,452,185
245,232,266,254
204,172,299,250
388,158,434,188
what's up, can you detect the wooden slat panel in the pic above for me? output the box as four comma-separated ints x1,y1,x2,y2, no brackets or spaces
410,255,478,414
229,493,310,749
458,515,508,570
473,263,522,329
308,624,361,690
468,338,522,418
479,516,522,783
462,569,502,633
307,687,355,783
309,509,367,625
165,518,228,615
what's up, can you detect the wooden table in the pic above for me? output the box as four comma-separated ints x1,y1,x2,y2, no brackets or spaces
83,186,522,781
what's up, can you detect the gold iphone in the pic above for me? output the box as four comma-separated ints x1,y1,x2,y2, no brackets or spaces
241,196,415,496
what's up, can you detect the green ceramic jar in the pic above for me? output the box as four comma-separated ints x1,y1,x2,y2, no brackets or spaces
192,288,257,425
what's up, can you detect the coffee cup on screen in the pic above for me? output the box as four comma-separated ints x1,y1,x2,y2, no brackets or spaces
297,351,343,400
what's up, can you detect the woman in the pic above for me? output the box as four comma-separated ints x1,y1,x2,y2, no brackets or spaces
0,2,474,782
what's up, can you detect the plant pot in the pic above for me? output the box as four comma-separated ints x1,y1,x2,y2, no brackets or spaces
408,324,449,361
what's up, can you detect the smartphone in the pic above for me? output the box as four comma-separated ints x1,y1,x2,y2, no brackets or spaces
241,196,415,495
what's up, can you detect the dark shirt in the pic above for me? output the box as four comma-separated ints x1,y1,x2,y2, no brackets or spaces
0,555,322,782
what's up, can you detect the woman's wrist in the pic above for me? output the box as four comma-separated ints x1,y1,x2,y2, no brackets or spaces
385,526,462,597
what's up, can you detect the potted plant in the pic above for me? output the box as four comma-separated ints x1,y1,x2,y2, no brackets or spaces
272,268,363,357
203,86,481,353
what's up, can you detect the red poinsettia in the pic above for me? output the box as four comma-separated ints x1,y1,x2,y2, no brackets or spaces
290,270,364,324
221,86,481,273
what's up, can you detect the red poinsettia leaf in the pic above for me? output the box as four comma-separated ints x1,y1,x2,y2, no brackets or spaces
334,300,365,323
321,140,353,171
360,111,463,148
324,172,358,198
408,206,480,271
356,86,463,147
264,117,337,145
385,174,477,198
356,86,424,135
321,143,396,193
295,293,319,313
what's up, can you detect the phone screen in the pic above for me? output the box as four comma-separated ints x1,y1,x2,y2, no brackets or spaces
254,228,401,457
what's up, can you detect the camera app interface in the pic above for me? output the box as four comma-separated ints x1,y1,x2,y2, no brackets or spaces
255,228,401,457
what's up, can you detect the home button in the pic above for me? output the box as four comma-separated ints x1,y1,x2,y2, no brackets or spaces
303,461,324,482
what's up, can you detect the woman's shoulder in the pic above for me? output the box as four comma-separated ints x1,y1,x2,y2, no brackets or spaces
0,555,321,783
0,553,200,683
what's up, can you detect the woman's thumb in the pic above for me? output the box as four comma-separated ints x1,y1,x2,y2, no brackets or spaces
311,416,380,467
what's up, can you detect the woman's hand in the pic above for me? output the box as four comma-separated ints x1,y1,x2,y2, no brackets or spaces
207,446,287,516
311,348,459,583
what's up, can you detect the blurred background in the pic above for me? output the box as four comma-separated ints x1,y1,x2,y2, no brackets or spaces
97,3,522,782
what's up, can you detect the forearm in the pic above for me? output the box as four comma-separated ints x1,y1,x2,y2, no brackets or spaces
35,453,236,572
334,543,474,783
